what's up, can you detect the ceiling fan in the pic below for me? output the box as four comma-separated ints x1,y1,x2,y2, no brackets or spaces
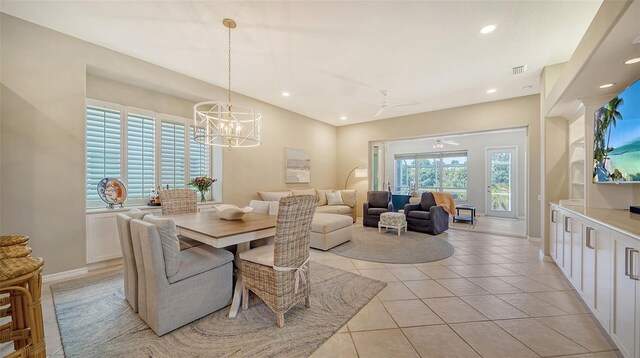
433,138,459,149
373,90,421,117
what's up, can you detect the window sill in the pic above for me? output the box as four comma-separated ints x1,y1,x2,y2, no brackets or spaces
86,201,222,215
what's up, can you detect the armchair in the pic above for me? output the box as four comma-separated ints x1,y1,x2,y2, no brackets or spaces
363,191,394,227
404,192,449,235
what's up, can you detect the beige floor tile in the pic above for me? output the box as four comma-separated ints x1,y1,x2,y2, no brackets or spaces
416,265,461,279
554,352,622,358
452,255,493,265
351,329,418,358
388,267,429,281
358,268,399,283
436,278,490,296
536,314,616,352
475,253,518,264
446,265,493,278
531,290,588,314
404,280,454,299
347,298,397,332
384,263,414,268
403,325,480,358
436,257,467,266
466,277,522,294
460,295,528,320
351,259,386,270
412,261,442,267
310,333,358,358
498,275,557,292
376,282,417,301
450,321,538,357
318,258,358,271
496,293,570,317
422,297,488,323
472,264,520,276
526,274,573,290
496,318,588,356
382,299,443,327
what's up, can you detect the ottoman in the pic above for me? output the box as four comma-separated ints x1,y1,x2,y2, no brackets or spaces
378,212,407,236
310,213,353,250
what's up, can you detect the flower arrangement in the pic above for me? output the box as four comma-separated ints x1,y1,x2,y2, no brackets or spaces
188,176,216,202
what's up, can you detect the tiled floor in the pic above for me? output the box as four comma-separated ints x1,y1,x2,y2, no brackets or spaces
450,216,526,238
2,227,621,358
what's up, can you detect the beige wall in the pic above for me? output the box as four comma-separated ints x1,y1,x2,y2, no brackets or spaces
337,95,542,238
543,116,569,254
0,14,337,274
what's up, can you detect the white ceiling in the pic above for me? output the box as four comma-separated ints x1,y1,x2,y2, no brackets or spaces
1,1,602,126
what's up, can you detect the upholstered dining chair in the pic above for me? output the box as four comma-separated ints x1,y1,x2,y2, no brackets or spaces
239,195,318,327
363,191,394,227
159,189,202,250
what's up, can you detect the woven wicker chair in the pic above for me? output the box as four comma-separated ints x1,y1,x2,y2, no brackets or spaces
159,189,197,215
240,195,318,327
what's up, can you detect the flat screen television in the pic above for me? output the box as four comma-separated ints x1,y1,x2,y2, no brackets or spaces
593,79,640,183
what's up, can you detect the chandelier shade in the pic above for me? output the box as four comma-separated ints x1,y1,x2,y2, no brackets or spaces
193,18,262,149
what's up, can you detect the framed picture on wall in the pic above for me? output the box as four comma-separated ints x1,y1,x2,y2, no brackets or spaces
286,148,310,183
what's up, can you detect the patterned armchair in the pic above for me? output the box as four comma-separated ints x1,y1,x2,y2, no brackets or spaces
363,191,394,227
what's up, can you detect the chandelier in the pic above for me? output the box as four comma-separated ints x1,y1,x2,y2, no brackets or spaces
193,18,262,148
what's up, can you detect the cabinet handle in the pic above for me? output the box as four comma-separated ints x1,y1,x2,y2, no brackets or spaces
625,247,633,277
563,217,571,233
551,210,557,223
585,227,595,249
630,249,640,281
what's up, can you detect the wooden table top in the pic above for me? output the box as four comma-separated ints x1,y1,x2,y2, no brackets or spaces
162,211,277,239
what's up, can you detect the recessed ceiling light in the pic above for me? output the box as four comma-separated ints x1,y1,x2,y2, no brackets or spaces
480,25,496,34
340,116,347,121
486,88,497,94
281,92,290,97
599,83,615,89
625,57,640,65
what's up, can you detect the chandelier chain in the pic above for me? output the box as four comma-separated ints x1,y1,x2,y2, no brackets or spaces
228,24,232,105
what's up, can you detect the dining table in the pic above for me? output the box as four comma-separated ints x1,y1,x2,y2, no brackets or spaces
162,211,277,318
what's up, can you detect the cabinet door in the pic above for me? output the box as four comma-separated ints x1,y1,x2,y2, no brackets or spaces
582,221,612,328
582,221,596,306
550,208,558,261
556,211,565,267
571,218,583,287
611,232,638,358
562,214,572,274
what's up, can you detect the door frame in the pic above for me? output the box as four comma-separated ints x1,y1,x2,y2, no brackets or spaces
485,146,518,218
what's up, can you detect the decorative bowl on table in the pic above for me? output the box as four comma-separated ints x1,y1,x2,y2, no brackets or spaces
213,204,253,220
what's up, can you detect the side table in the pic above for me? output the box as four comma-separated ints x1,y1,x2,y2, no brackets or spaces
453,205,476,225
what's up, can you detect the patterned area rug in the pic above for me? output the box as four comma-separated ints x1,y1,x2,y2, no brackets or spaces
329,226,454,263
51,262,385,358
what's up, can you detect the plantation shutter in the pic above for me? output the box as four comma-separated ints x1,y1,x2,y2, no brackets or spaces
86,106,121,202
127,113,156,199
161,121,186,188
189,127,210,179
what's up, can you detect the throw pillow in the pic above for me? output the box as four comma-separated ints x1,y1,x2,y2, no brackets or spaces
258,191,291,201
315,189,333,206
143,215,180,278
326,191,344,206
339,190,357,208
269,201,280,216
249,200,271,214
127,208,147,220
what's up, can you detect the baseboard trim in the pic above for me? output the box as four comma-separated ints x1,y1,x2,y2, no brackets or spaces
527,236,542,242
538,249,553,262
43,267,89,283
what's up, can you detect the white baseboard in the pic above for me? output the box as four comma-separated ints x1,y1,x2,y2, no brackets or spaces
87,257,123,271
538,249,553,262
527,236,542,242
43,267,89,283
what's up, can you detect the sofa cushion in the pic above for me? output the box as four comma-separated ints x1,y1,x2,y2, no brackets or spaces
168,245,234,284
258,191,291,201
420,192,437,211
249,200,271,214
143,215,181,278
316,189,333,206
326,191,344,205
292,188,317,197
339,190,357,208
408,210,430,220
315,205,352,216
367,207,388,215
368,191,390,208
239,244,274,267
269,201,279,216
311,213,353,234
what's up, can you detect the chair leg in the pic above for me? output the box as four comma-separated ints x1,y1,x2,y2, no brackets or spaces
305,296,310,308
242,287,249,310
276,313,285,328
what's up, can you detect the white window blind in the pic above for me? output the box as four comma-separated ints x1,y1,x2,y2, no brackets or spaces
189,127,210,179
127,113,156,199
161,121,186,188
86,106,121,202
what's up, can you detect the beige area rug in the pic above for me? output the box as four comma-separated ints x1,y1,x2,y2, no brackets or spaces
51,262,385,358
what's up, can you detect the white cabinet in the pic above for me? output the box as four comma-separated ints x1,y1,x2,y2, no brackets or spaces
610,231,639,358
570,217,583,287
562,213,572,275
581,220,611,328
550,209,558,260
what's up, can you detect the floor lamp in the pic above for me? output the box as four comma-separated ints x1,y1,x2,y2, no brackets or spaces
344,167,368,189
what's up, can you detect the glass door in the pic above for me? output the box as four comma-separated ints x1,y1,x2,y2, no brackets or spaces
486,147,516,218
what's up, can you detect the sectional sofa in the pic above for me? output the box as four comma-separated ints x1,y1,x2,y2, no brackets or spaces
257,189,357,222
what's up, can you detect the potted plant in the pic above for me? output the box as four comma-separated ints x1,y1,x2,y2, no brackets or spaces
188,176,216,202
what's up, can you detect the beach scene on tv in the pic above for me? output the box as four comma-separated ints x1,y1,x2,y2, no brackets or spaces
593,79,640,183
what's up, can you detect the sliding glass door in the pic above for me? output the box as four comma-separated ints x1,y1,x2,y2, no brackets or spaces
486,147,516,218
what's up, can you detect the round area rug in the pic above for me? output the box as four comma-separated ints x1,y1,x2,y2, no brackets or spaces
329,227,454,264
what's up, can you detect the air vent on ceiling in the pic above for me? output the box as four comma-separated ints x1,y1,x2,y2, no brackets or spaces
510,65,527,75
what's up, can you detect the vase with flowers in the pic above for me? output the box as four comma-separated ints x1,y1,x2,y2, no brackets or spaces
188,176,216,202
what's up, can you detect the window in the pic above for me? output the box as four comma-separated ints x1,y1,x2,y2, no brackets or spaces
394,151,468,201
85,100,216,207
86,105,121,204
161,121,186,189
